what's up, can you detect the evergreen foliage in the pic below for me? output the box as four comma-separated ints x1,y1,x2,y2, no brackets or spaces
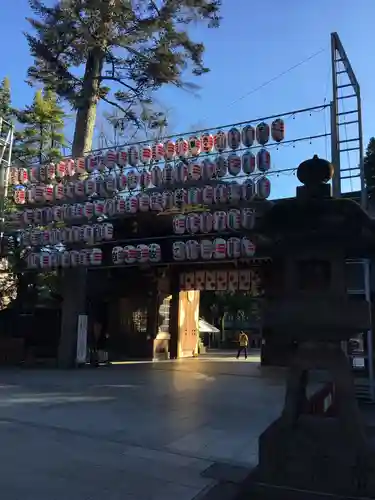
0,77,13,123
25,0,221,155
364,137,375,200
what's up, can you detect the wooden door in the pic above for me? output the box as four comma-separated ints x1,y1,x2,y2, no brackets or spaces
178,290,200,357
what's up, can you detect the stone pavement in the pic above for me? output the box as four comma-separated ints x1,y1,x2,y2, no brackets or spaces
0,350,287,500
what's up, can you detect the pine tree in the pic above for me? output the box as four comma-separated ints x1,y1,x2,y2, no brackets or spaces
364,137,375,200
14,89,66,165
25,0,221,157
0,77,13,123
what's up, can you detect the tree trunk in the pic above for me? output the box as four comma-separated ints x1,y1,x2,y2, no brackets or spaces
58,47,104,368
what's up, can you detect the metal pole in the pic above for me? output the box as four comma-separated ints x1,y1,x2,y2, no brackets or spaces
330,34,341,197
364,259,375,401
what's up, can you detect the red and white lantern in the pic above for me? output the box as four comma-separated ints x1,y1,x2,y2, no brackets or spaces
140,144,152,164
151,165,162,187
162,190,174,211
138,192,150,212
201,133,214,153
127,170,139,190
202,159,215,181
78,250,90,267
188,136,201,156
66,159,76,176
186,213,200,234
227,237,241,259
164,140,175,160
241,237,256,257
9,167,19,185
116,198,126,215
118,172,127,191
44,184,54,202
213,238,227,259
174,162,188,183
271,118,285,142
94,199,105,217
128,146,139,166
256,176,271,200
30,166,40,183
241,179,255,201
55,160,67,178
52,206,63,222
139,169,151,189
64,182,74,199
188,161,201,181
125,196,139,213
40,252,52,269
34,185,45,203
30,230,41,246
241,208,255,230
187,187,202,206
214,131,227,152
241,125,255,147
199,212,213,233
39,165,47,183
104,198,116,217
74,180,85,197
104,150,117,168
162,163,174,186
90,248,103,266
84,179,96,196
227,182,242,203
116,150,128,167
60,251,71,268
227,209,241,230
173,188,187,209
202,185,214,205
150,192,163,212
242,151,256,175
215,156,227,178
172,241,186,261
228,153,241,176
26,253,39,269
75,157,86,174
112,246,124,265
33,208,44,225
176,138,189,158
227,127,241,150
256,122,270,145
82,226,95,243
200,239,213,259
152,143,165,161
84,202,94,219
214,184,228,205
102,223,113,240
124,245,137,264
172,214,186,234
257,148,271,172
213,211,227,231
186,240,200,260
85,155,98,173
19,168,29,184
148,243,161,263
137,244,149,263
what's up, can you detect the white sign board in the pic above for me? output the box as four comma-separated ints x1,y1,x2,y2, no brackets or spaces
76,314,88,364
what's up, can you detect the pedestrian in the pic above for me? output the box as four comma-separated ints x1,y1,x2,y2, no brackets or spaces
236,331,249,359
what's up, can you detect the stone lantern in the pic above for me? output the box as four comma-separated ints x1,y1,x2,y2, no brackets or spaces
245,156,375,498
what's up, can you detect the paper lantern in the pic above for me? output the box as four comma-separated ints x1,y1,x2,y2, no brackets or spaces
176,138,188,158
164,140,175,160
112,246,124,265
257,148,271,172
201,159,215,181
71,226,81,242
55,160,67,179
202,185,214,205
19,168,29,184
82,225,95,243
60,251,71,268
125,195,138,213
227,209,241,230
85,155,98,173
137,244,149,263
256,176,271,200
124,245,137,264
61,227,73,243
242,151,256,175
138,192,150,212
79,250,90,266
116,150,128,167
64,182,74,200
199,212,213,233
241,125,255,147
52,206,63,222
227,182,241,203
74,203,84,219
173,188,187,209
148,243,161,263
213,184,228,205
68,250,80,267
39,165,48,183
26,253,39,269
44,207,53,223
188,161,201,181
188,136,201,156
105,175,117,194
162,163,174,186
33,208,44,225
174,162,188,183
172,241,186,261
213,211,227,231
85,179,96,196
104,150,117,168
128,146,139,166
66,159,76,176
104,198,116,217
151,165,162,187
228,153,241,176
30,230,41,246
116,198,126,215
256,122,270,145
227,237,241,259
127,170,139,190
162,191,174,211
241,237,256,257
201,133,214,153
241,208,255,230
23,209,34,225
271,118,285,142
140,144,152,164
186,240,200,260
241,178,255,201
83,202,94,219
150,192,163,212
118,172,127,191
29,166,39,183
213,238,227,259
102,223,113,240
94,200,105,217
74,180,85,197
34,185,46,203
186,213,200,234
14,188,26,205
75,157,86,174
187,187,202,206
44,185,53,202
215,156,227,178
214,131,227,152
227,128,241,150
90,248,103,266
9,167,19,185
40,252,52,269
200,239,213,259
152,143,165,161
172,214,186,234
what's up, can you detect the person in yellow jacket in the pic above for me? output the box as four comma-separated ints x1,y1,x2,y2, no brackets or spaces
236,331,249,360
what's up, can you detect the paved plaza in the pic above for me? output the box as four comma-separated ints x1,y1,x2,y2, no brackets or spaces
0,351,288,499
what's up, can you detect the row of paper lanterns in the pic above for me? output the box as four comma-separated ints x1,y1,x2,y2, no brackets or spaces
12,150,271,205
173,208,255,234
20,223,114,248
26,248,103,269
16,180,270,228
10,120,284,185
112,244,162,265
172,237,256,261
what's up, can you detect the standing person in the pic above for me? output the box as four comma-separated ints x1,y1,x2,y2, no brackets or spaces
236,331,249,359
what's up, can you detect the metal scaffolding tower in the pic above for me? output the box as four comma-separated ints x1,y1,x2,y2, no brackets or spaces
331,32,374,402
0,117,14,245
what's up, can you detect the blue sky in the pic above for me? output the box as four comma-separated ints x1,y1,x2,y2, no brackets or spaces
1,0,374,198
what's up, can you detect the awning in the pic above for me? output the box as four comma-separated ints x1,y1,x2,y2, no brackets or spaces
198,318,220,334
